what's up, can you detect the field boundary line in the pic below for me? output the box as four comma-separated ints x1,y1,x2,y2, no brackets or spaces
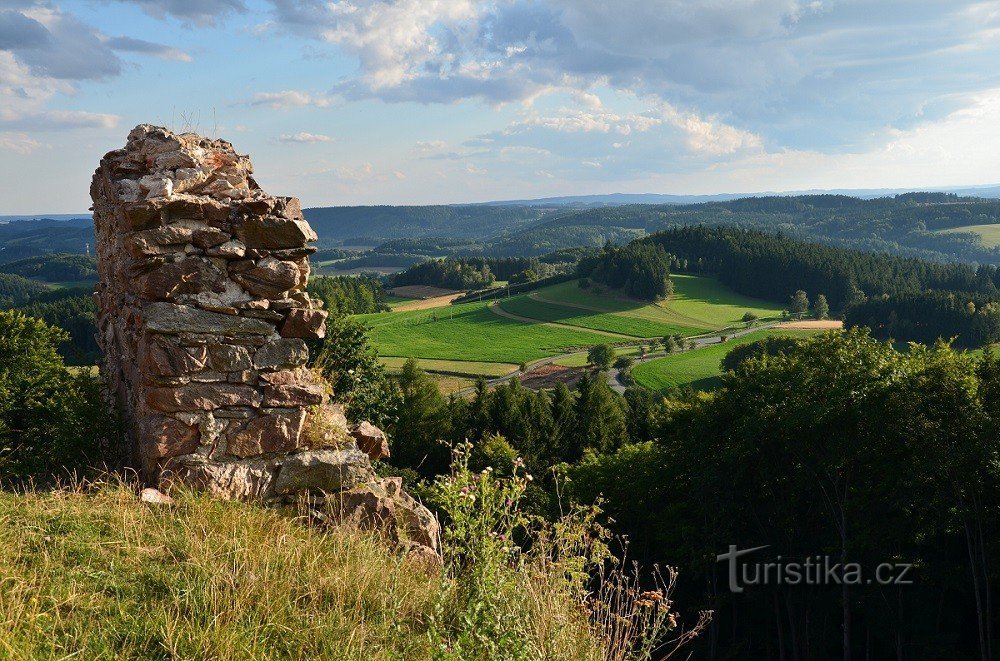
488,301,638,339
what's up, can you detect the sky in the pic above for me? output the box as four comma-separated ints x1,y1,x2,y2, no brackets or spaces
2,0,1000,213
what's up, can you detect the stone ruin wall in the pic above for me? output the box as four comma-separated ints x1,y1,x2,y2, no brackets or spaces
90,126,437,556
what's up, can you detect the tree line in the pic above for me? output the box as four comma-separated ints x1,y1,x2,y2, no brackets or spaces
577,242,674,300
310,320,999,659
306,275,389,315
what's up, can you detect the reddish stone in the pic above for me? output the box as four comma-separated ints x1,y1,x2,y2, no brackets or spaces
164,195,230,222
258,368,309,386
139,416,199,458
228,409,307,457
143,337,207,377
139,258,227,300
351,420,390,461
263,383,325,407
279,308,328,339
191,227,230,248
239,216,316,250
146,383,262,412
231,257,300,298
275,196,303,220
208,344,252,372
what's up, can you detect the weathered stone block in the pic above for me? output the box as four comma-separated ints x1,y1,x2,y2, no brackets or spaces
263,383,325,407
239,215,317,249
144,302,274,335
139,416,200,459
253,338,308,370
228,409,308,457
231,256,300,298
273,448,374,495
279,308,328,339
146,383,262,412
208,344,252,372
351,421,391,461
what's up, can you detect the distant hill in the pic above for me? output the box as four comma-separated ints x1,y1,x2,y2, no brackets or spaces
0,218,94,264
479,185,1000,207
8,191,1000,266
302,205,549,247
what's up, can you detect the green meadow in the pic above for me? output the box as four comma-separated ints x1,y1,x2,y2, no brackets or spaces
937,223,1000,248
356,301,610,364
358,274,789,367
631,329,822,392
497,275,784,338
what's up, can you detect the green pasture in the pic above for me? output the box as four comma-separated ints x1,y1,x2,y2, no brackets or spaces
631,329,822,392
497,295,695,338
498,275,783,338
356,301,610,364
937,223,1000,248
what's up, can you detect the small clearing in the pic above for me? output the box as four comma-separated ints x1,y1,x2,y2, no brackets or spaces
777,320,843,330
520,364,585,390
392,293,465,312
389,285,462,299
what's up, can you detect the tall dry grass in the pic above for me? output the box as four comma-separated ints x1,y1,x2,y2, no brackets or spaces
0,478,437,659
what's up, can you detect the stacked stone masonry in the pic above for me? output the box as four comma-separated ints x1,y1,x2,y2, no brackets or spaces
92,125,437,555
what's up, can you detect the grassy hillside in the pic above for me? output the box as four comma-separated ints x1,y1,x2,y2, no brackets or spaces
938,223,1000,248
631,329,822,391
497,275,783,339
357,301,610,363
0,482,600,660
359,275,786,365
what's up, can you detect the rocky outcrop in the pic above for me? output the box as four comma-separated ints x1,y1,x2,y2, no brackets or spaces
92,125,437,557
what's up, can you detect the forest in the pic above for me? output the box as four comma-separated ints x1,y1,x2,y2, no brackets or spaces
301,321,1000,660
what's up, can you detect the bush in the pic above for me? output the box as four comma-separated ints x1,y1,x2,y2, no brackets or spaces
428,442,707,659
587,344,616,371
312,314,401,428
614,356,634,371
0,311,111,481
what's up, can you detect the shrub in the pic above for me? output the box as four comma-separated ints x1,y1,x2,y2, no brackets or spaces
0,311,111,482
428,442,708,659
588,344,615,371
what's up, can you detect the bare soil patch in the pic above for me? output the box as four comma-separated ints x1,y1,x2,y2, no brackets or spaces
519,364,586,390
777,320,843,330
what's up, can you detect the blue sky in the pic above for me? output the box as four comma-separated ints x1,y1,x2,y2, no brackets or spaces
2,0,1000,213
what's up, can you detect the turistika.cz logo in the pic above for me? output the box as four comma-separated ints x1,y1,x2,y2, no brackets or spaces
717,545,915,594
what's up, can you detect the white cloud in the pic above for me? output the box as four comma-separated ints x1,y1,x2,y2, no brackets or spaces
279,131,332,143
416,140,448,152
465,162,487,175
248,90,331,109
0,132,43,154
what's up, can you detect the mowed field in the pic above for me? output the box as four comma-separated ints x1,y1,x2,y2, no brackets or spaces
358,274,787,375
937,223,1000,248
497,275,784,339
356,300,611,364
631,329,823,392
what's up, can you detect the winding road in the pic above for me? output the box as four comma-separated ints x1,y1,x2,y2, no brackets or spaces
454,316,782,396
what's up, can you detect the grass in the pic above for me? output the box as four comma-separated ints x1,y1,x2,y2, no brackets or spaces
357,301,610,364
631,329,823,392
937,223,1000,248
0,480,601,660
552,346,643,368
379,357,518,377
498,295,695,338
518,275,783,337
430,374,478,394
